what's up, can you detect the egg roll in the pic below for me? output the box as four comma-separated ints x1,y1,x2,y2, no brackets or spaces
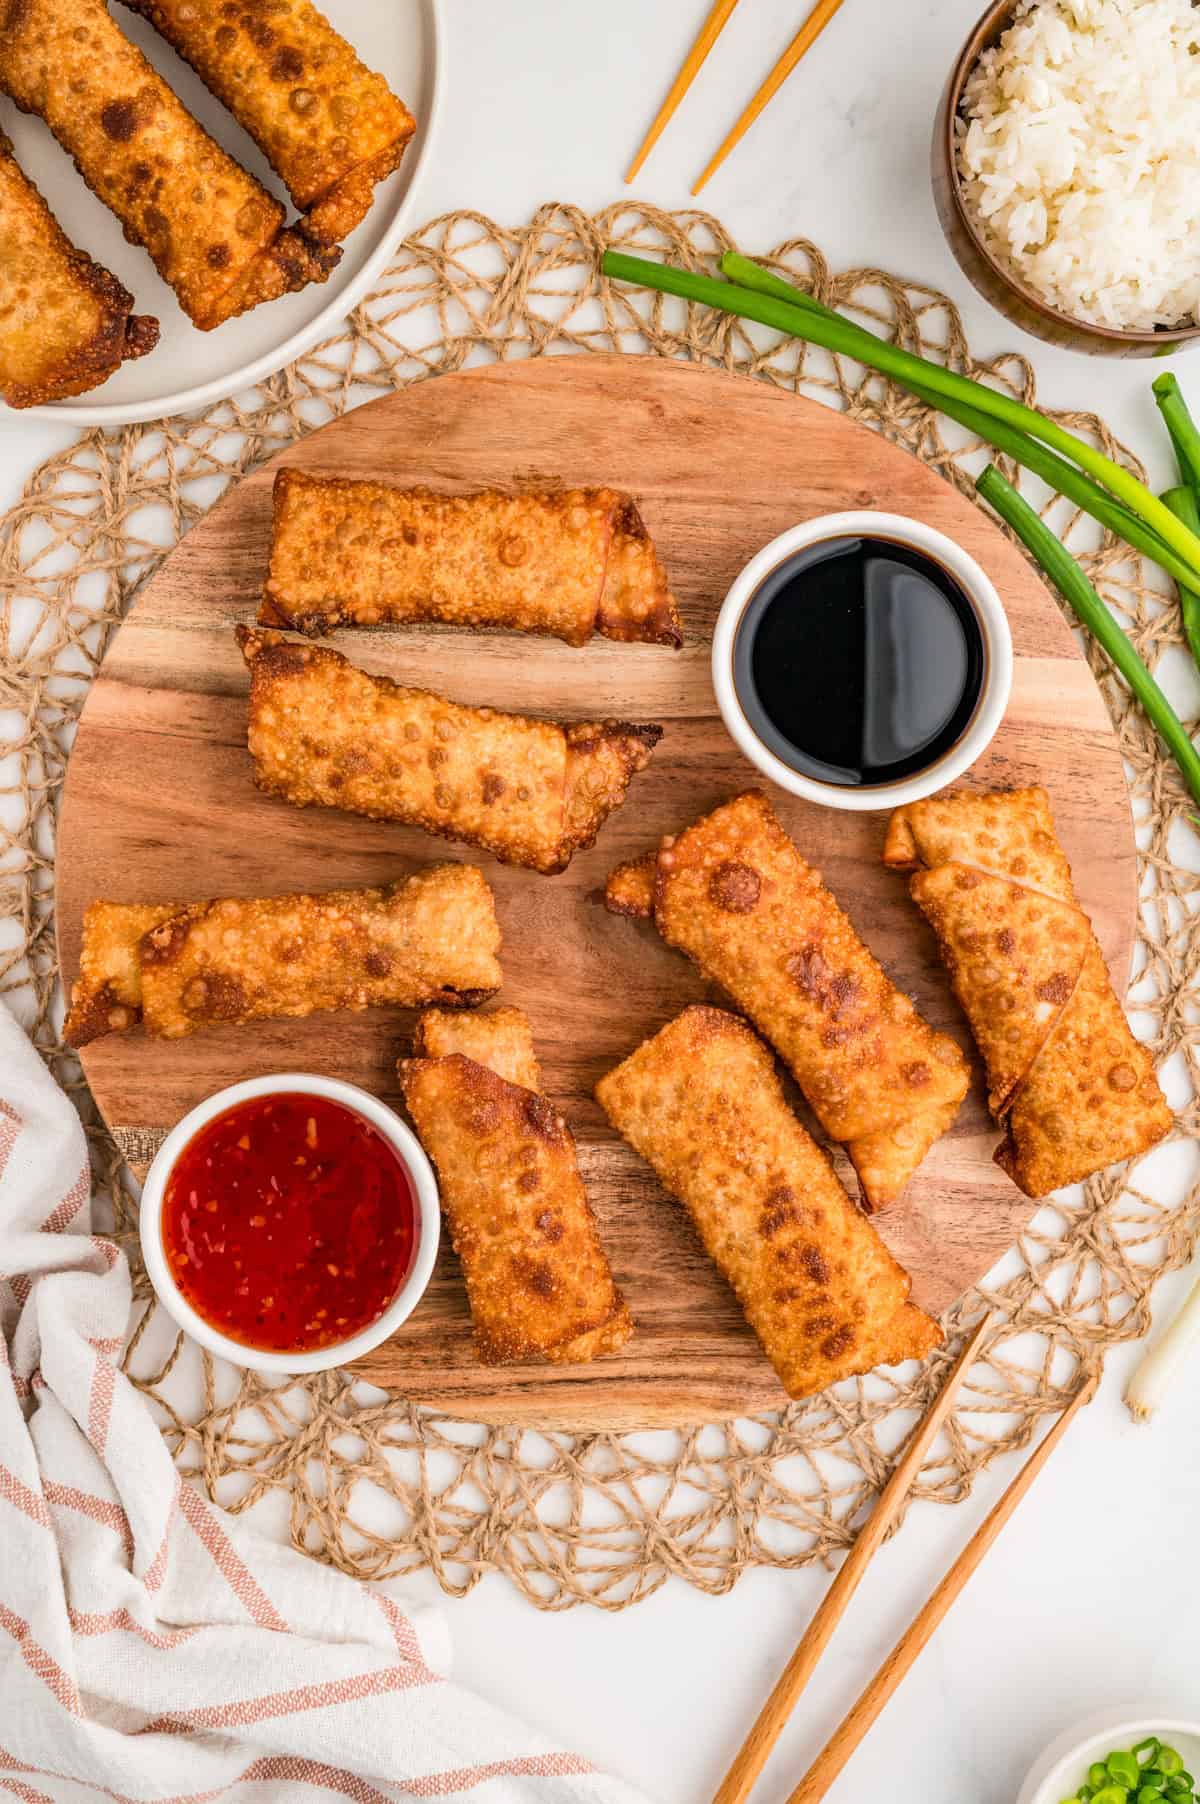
66,867,500,1045
604,792,969,1210
400,1007,632,1365
0,0,338,332
0,129,158,407
884,785,1171,1197
64,901,180,1046
596,1007,941,1399
238,627,662,874
258,470,683,647
121,0,415,247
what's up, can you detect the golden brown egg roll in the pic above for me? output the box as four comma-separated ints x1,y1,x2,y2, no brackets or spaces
400,1008,632,1365
65,867,500,1045
0,0,338,331
604,792,969,1210
0,129,158,407
121,0,415,247
884,785,1171,1196
596,1006,941,1399
258,470,683,647
238,626,663,874
63,901,180,1046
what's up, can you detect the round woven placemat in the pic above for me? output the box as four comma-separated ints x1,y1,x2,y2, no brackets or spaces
4,202,1197,1610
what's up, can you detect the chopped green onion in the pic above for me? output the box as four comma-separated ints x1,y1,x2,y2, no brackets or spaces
1092,1786,1130,1804
1097,1769,1121,1790
1158,1749,1185,1778
1154,373,1200,505
1140,1790,1168,1804
717,253,1198,593
977,466,1200,810
600,249,1200,584
1110,1756,1143,1788
1137,1741,1165,1768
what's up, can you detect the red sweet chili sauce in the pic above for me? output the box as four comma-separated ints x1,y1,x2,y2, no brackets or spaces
162,1092,417,1354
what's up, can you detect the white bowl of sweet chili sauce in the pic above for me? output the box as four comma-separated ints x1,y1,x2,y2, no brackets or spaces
139,1074,439,1374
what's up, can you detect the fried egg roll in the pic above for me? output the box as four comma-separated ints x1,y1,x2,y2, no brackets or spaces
65,867,500,1045
258,470,683,647
0,0,338,331
884,785,1171,1197
400,1008,632,1365
604,793,969,1210
0,129,158,407
122,0,415,246
64,901,180,1046
596,1007,941,1399
238,627,662,874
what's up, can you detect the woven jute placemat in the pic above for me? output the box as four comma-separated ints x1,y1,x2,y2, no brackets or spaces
4,203,1197,1609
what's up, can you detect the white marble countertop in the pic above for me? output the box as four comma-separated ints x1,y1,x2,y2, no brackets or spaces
4,3,1199,1800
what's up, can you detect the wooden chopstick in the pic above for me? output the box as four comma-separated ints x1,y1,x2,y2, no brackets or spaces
785,1374,1098,1804
692,0,850,196
711,1314,992,1804
624,0,743,185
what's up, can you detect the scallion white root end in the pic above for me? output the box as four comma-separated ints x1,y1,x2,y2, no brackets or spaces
1124,1277,1200,1425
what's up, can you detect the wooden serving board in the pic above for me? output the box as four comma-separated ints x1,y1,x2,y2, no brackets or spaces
56,355,1136,1428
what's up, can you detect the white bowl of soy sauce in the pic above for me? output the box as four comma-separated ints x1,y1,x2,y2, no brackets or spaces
712,511,1013,812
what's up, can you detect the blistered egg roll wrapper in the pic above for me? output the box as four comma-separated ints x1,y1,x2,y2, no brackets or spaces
605,792,969,1210
0,0,337,331
238,627,662,874
64,901,181,1046
401,1009,632,1365
412,1004,542,1092
259,470,682,647
127,866,501,1041
120,0,415,246
0,129,158,407
884,785,1171,1197
595,1006,941,1400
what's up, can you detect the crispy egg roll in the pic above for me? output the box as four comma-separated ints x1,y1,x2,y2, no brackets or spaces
258,470,683,647
0,128,158,407
65,867,499,1045
63,901,180,1046
121,0,415,247
238,626,662,874
400,1008,632,1364
604,793,969,1210
596,1007,941,1399
0,0,338,331
884,785,1171,1197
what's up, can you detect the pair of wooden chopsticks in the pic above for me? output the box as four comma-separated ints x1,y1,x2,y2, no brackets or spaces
625,0,849,195
713,1316,1096,1804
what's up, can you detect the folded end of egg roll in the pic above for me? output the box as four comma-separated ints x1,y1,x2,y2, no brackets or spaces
412,1004,542,1092
400,1020,631,1365
596,497,683,648
0,130,159,407
603,854,657,919
63,900,181,1046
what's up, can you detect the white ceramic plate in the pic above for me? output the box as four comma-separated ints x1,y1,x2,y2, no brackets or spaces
2,0,442,426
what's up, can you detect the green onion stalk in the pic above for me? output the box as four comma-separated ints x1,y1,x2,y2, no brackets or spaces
977,466,1200,810
600,248,1200,585
1153,371,1200,508
1161,485,1200,672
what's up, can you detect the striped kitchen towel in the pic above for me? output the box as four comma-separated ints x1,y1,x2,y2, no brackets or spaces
0,1003,648,1804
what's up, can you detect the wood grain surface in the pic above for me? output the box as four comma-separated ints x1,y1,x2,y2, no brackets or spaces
55,354,1136,1428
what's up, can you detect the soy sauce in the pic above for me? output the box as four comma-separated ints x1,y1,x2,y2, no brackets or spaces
734,536,985,788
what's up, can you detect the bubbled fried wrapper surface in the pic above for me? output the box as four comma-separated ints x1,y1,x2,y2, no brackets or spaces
4,202,1195,1608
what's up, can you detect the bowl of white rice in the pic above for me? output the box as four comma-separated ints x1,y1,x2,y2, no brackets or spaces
933,0,1200,355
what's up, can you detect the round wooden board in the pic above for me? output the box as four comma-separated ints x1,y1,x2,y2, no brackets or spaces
56,355,1136,1428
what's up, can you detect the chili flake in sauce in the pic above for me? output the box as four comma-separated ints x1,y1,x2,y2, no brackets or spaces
162,1092,417,1353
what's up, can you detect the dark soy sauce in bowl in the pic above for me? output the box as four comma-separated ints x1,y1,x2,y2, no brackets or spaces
733,535,985,789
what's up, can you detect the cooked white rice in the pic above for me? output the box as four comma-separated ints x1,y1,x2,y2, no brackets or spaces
956,0,1200,331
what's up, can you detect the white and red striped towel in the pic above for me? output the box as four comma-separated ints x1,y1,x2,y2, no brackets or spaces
0,1004,648,1804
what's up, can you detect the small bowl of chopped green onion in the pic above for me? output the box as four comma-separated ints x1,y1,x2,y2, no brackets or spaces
1019,1718,1200,1804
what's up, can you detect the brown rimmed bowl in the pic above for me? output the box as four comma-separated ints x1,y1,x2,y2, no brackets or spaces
932,0,1200,358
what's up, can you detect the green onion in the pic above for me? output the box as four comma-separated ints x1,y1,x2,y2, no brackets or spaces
716,252,1198,593
1161,487,1200,670
1153,373,1200,506
1137,1742,1165,1769
977,466,1200,810
1110,1755,1144,1788
601,249,1200,583
1159,1749,1186,1778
